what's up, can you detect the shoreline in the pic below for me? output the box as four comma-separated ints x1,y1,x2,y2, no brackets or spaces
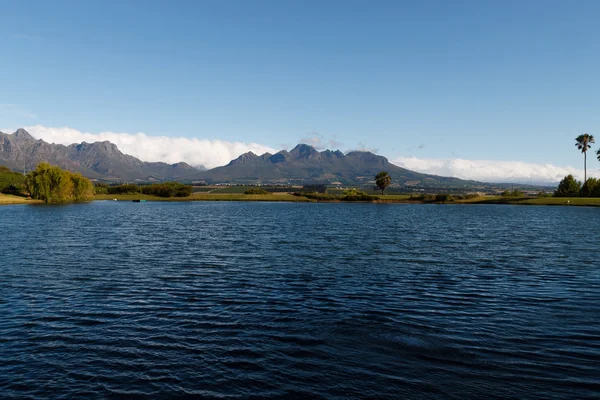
3,193,600,207
0,194,42,205
94,194,600,207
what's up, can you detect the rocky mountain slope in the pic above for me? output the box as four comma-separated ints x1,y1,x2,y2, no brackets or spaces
198,143,481,188
0,129,199,180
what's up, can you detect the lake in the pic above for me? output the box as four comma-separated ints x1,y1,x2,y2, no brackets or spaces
1,202,599,399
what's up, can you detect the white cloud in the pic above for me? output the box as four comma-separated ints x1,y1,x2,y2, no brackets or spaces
23,125,276,169
298,132,344,151
351,141,379,154
392,156,599,184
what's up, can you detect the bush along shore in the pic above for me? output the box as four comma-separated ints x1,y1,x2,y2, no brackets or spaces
0,163,94,204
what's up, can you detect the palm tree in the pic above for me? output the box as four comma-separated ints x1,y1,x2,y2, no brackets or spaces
575,133,595,182
375,171,391,195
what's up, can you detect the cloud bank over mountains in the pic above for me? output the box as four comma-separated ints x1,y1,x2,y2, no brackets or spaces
21,125,276,170
4,125,593,184
393,156,597,184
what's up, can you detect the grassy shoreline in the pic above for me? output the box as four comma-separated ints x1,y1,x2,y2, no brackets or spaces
4,192,600,207
0,194,42,205
93,193,600,207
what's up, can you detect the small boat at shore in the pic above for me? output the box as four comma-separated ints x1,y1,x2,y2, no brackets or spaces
132,199,146,203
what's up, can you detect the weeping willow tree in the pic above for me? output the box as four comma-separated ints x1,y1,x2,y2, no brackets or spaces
25,163,94,203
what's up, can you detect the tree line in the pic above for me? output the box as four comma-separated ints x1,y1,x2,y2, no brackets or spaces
96,182,193,197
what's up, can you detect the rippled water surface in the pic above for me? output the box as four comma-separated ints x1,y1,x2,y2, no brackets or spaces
1,202,599,399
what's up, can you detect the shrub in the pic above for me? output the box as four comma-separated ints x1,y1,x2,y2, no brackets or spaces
302,184,327,193
244,188,270,195
1,184,23,195
342,189,378,201
0,166,26,195
107,182,192,197
501,190,524,197
94,183,109,194
435,193,454,202
300,192,339,200
108,183,141,195
410,194,435,202
142,182,193,197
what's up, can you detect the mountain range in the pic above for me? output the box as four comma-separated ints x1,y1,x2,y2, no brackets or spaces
1,128,487,189
200,144,481,188
0,129,199,181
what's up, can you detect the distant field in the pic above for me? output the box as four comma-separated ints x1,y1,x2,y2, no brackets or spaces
376,195,412,201
191,187,214,193
445,196,599,206
487,196,600,206
95,193,312,202
206,186,296,194
376,195,600,206
0,194,41,205
209,186,253,194
190,193,311,202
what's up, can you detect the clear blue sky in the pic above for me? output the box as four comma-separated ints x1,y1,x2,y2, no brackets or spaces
1,0,599,166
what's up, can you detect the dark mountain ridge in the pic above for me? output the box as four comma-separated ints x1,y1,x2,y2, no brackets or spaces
198,143,481,188
0,129,199,181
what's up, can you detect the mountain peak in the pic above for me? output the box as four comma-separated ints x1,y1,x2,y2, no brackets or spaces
229,151,258,165
72,140,121,155
346,150,388,162
13,128,36,142
289,143,318,158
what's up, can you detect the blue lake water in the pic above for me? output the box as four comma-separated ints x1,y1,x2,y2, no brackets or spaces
1,201,599,399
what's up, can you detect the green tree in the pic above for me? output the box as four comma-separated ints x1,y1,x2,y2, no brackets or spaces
592,180,600,198
375,171,391,195
575,133,595,182
26,162,52,202
71,173,95,201
26,162,94,203
580,178,600,197
554,174,582,197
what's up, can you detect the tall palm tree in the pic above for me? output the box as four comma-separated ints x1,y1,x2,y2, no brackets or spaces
575,133,595,182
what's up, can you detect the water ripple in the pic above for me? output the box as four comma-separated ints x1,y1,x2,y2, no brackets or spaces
1,202,599,399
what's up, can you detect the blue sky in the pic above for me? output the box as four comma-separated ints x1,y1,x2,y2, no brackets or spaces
1,0,599,181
